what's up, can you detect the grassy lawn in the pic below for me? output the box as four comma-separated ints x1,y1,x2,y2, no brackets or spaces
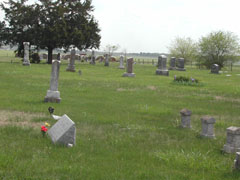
0,50,240,179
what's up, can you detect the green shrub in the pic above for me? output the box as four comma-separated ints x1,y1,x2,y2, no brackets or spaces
31,53,40,63
173,75,201,86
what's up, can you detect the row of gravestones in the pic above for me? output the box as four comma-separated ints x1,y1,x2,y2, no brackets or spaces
180,108,240,169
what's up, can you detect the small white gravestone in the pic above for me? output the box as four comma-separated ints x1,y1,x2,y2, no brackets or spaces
48,114,76,146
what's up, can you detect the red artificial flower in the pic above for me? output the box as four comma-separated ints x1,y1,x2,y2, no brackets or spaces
41,125,48,132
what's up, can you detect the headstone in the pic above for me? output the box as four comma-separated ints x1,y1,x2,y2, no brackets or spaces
234,152,240,170
176,58,186,71
57,53,61,61
23,42,30,66
156,55,169,76
48,114,76,146
90,50,96,65
211,64,219,74
66,49,76,72
122,58,135,77
180,109,192,128
118,55,125,69
169,57,176,70
42,53,48,59
223,126,240,153
200,116,216,138
44,60,61,103
104,54,109,66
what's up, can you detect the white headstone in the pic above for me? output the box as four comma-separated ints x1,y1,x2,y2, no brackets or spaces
23,42,31,66
48,114,76,146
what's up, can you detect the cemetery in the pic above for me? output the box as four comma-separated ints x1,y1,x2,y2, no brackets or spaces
1,0,240,179
0,49,240,179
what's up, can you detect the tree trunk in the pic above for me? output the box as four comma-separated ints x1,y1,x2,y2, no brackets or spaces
47,47,53,64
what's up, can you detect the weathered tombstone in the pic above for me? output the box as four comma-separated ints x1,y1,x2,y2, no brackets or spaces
57,53,61,61
200,116,216,138
122,58,135,77
23,42,31,66
223,126,240,153
90,50,96,65
44,60,61,103
156,55,169,76
42,53,48,60
118,55,125,69
104,54,109,66
176,58,186,71
180,109,192,128
211,64,219,74
48,114,76,146
234,152,240,170
66,49,76,72
169,57,176,70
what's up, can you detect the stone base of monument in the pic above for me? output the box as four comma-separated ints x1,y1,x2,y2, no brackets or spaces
122,73,135,77
44,90,61,103
176,68,186,71
48,114,76,146
168,67,176,70
156,69,169,76
211,71,219,74
104,62,109,66
118,66,125,69
23,61,31,66
223,144,240,153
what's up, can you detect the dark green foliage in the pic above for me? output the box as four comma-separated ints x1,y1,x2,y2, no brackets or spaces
0,0,101,64
31,53,40,63
173,75,201,86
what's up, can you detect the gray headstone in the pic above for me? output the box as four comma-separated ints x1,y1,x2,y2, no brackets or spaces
211,64,219,74
90,50,96,65
123,58,135,77
200,116,216,138
104,54,109,66
234,152,240,170
180,109,192,128
169,57,176,70
223,126,240,153
66,49,76,72
156,55,169,76
44,60,61,103
118,55,125,69
48,114,76,146
23,42,30,66
177,58,186,71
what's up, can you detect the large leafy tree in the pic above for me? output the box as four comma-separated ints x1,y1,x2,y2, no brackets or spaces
1,0,101,64
198,31,240,68
168,37,198,64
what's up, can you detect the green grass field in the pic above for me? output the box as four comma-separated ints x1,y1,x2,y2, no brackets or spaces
1,50,240,179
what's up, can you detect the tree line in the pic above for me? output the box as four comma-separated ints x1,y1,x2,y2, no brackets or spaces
0,0,101,64
168,31,240,69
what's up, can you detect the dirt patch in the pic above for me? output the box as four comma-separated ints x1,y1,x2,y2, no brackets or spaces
0,110,48,129
116,88,138,92
147,86,157,91
215,96,240,103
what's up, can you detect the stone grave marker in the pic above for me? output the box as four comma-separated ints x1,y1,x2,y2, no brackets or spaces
200,116,216,138
104,54,109,66
66,49,76,72
156,55,169,76
122,58,135,77
23,42,31,66
234,152,240,170
180,109,192,128
44,60,61,103
223,126,240,153
90,50,96,65
48,114,76,146
211,64,219,74
169,57,176,70
118,55,125,69
176,58,186,71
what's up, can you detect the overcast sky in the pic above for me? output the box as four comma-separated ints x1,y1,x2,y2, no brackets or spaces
1,0,240,53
